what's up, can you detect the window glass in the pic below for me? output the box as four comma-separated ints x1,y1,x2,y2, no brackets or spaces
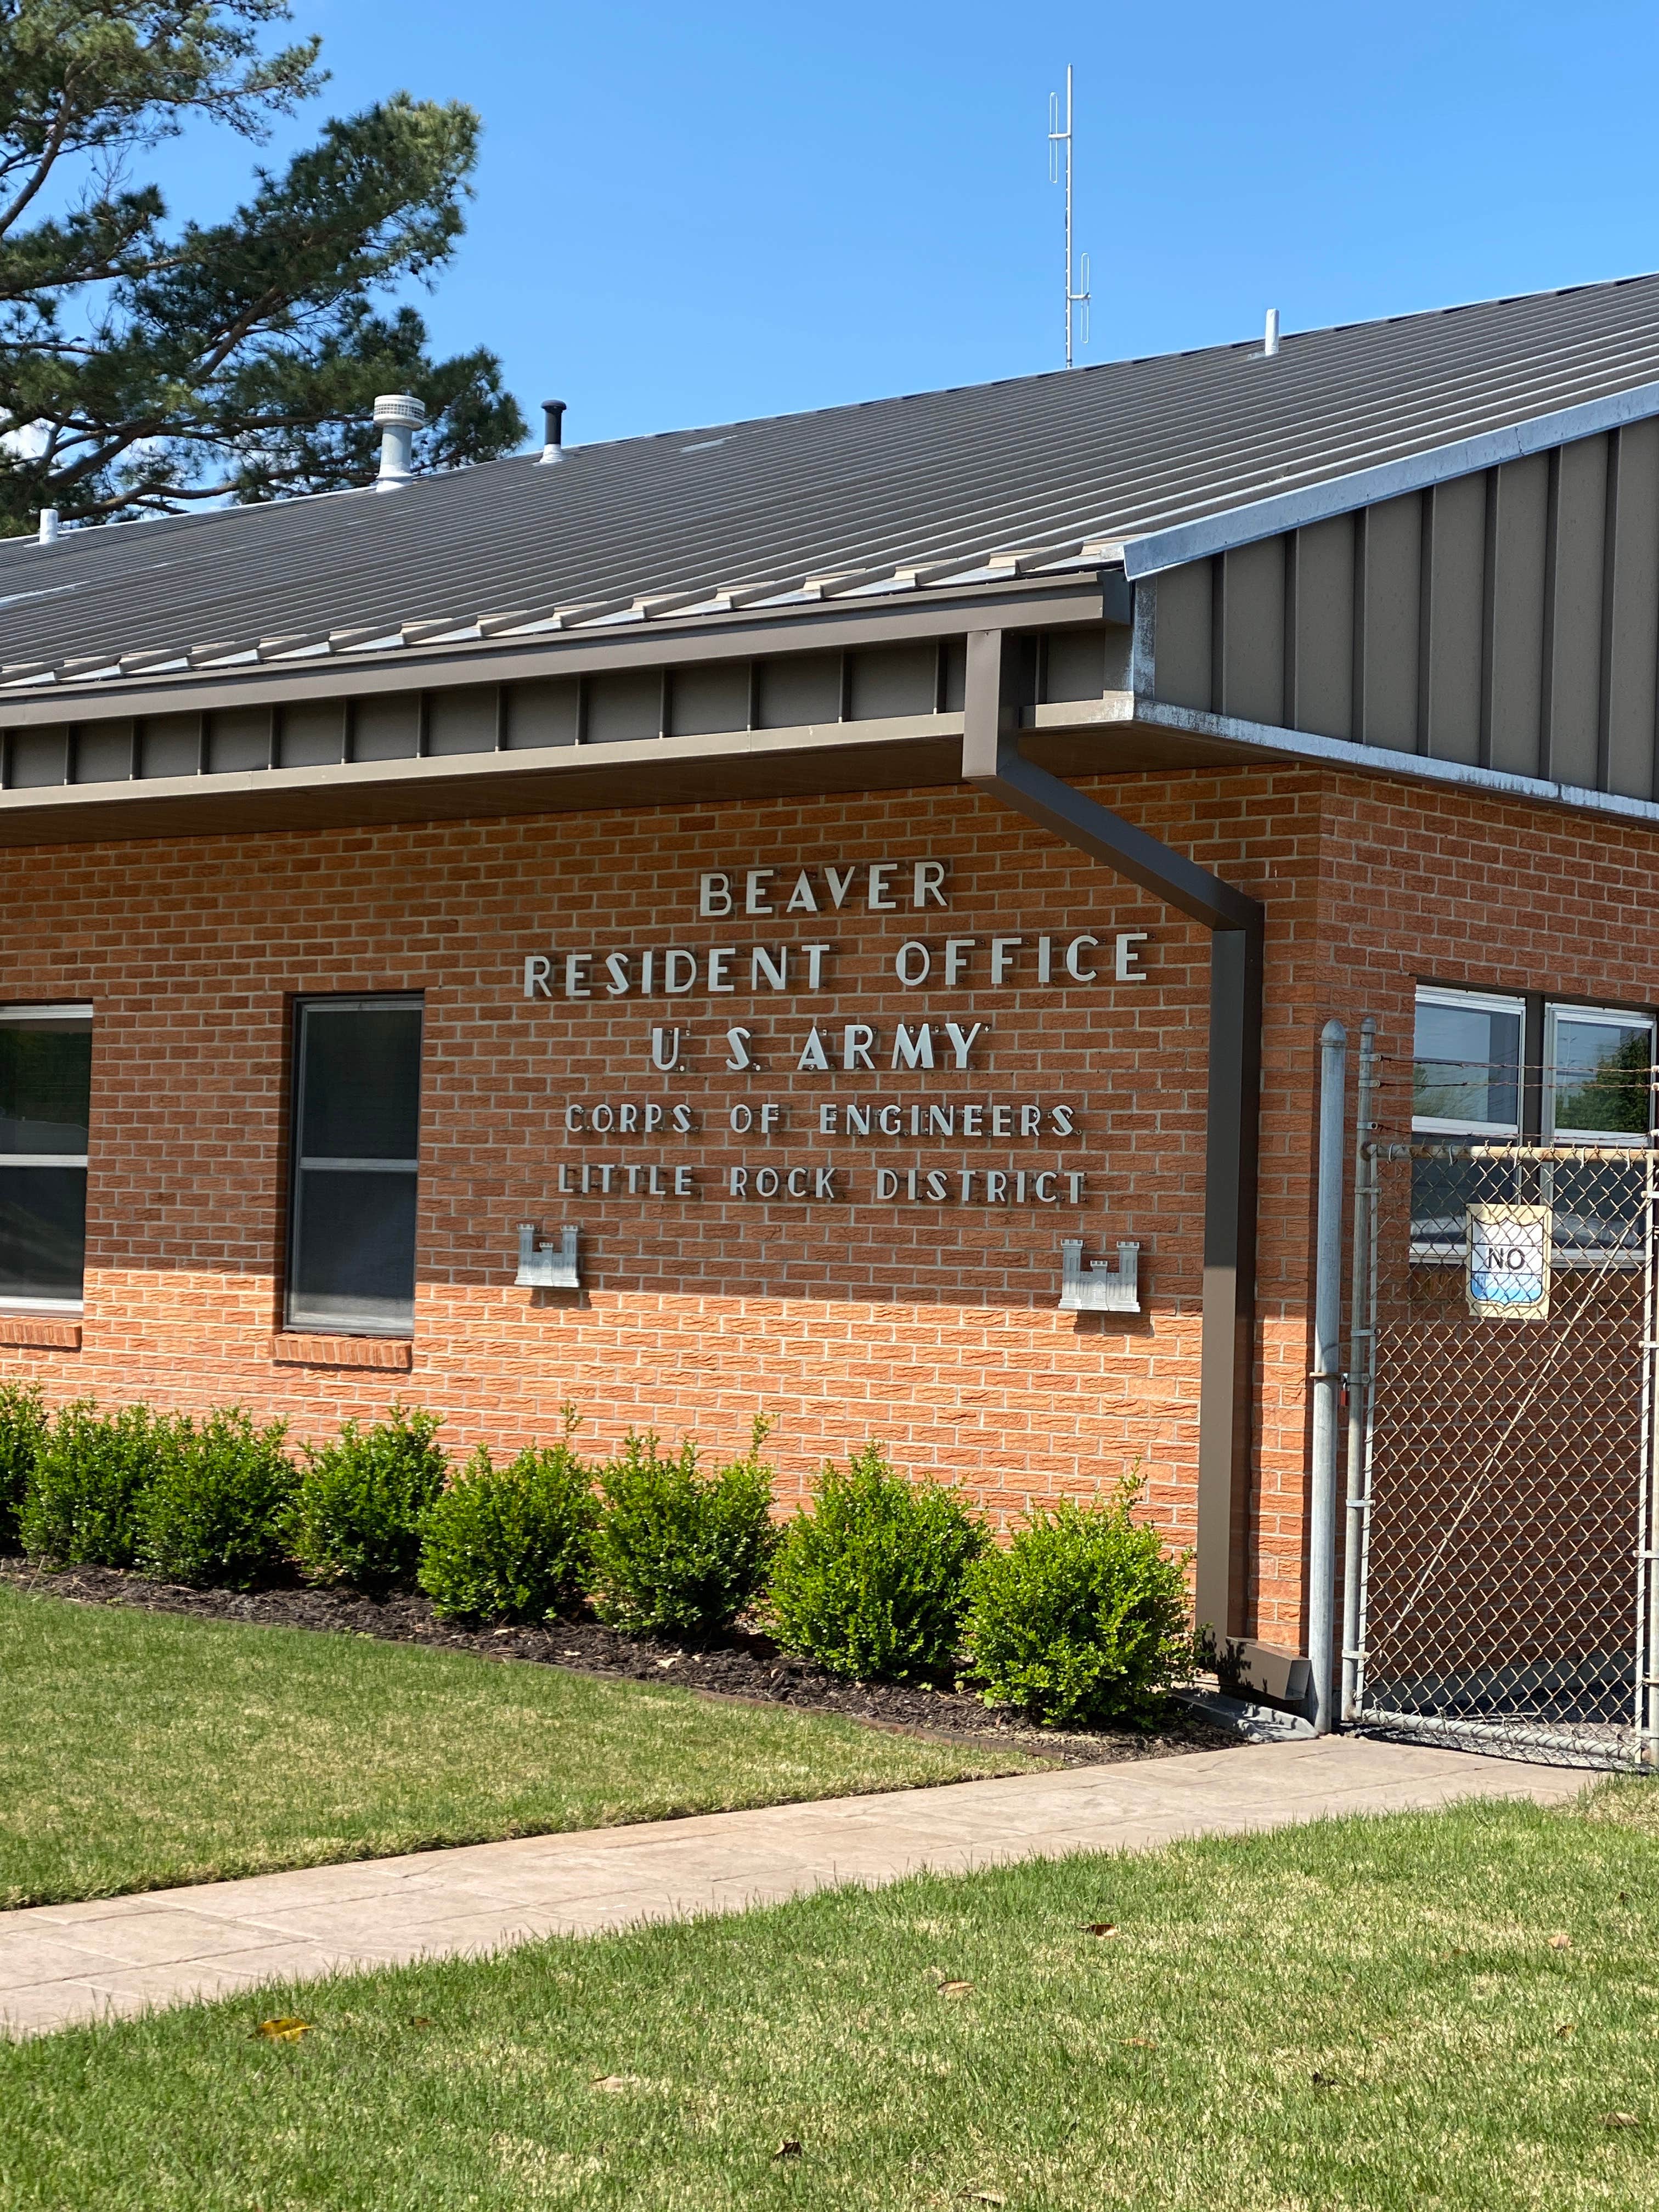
1409,1149,1526,1265
287,997,421,1335
1409,1149,1647,1270
290,1170,418,1327
1412,989,1523,1133
297,1005,422,1161
1545,1008,1655,1142
0,1019,91,1154
0,1006,92,1307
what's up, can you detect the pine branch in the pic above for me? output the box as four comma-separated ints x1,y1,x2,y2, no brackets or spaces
0,13,524,535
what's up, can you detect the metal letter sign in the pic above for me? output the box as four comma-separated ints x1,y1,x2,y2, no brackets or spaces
1465,1202,1551,1318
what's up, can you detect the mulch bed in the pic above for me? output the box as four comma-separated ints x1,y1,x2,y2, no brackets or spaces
0,1558,1238,1769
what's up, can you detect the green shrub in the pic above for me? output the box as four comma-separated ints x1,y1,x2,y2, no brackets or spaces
287,1403,448,1595
962,1485,1193,1728
137,1408,296,1589
19,1401,179,1567
0,1383,48,1550
590,1419,777,1638
418,1435,596,1623
766,1443,987,1681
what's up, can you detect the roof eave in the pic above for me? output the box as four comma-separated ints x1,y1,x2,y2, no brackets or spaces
0,569,1126,731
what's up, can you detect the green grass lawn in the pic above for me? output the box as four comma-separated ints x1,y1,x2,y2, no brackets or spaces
3,1788,1657,2210
0,1584,1035,1909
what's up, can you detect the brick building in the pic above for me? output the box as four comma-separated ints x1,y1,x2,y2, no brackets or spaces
7,276,1659,1714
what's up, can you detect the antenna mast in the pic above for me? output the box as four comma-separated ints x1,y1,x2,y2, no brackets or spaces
1047,65,1090,368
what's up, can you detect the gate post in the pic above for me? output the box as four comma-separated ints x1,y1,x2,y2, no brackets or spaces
1308,1020,1348,1734
1341,1018,1378,1724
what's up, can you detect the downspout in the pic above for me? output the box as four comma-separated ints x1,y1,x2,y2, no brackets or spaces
962,626,1278,1683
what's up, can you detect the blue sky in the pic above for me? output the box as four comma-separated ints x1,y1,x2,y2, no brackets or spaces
149,1,1659,449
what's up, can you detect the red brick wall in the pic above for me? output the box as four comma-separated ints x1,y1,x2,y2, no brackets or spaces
1279,771,1659,1647
7,759,1652,1646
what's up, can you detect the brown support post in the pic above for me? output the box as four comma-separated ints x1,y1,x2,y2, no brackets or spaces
962,626,1267,1664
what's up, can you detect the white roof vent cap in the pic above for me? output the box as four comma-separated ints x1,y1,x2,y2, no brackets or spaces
373,392,426,489
1263,307,1280,358
37,507,60,544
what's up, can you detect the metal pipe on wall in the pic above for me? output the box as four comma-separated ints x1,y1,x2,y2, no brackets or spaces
1341,1018,1378,1724
1307,1018,1348,1734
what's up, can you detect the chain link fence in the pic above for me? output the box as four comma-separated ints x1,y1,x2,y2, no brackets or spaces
1347,1140,1658,1768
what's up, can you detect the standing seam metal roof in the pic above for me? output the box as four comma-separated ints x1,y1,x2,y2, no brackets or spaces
9,272,1659,687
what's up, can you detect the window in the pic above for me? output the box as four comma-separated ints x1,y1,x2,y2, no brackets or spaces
1544,1005,1655,1143
0,1003,92,1310
1412,986,1656,1268
286,996,422,1336
1412,988,1523,1136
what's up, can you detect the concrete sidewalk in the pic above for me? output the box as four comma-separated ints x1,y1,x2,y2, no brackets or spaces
2,1734,1587,2039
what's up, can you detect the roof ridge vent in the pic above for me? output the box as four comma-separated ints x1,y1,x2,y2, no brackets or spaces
373,393,425,489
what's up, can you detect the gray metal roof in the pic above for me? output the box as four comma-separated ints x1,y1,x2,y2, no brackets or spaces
10,271,1659,693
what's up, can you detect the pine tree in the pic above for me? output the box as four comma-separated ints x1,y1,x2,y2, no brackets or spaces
0,1,525,532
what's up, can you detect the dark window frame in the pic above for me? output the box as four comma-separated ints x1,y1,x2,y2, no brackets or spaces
284,992,424,1339
0,1000,94,1312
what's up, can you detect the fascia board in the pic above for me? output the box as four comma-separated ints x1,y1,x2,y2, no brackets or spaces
0,708,964,844
1121,379,1659,579
1131,695,1659,832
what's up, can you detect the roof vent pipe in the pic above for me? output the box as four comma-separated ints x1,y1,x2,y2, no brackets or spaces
372,393,425,489
37,507,59,544
1263,307,1280,358
538,399,567,465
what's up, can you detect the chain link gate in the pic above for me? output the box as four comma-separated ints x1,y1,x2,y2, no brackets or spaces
1345,1141,1659,1768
